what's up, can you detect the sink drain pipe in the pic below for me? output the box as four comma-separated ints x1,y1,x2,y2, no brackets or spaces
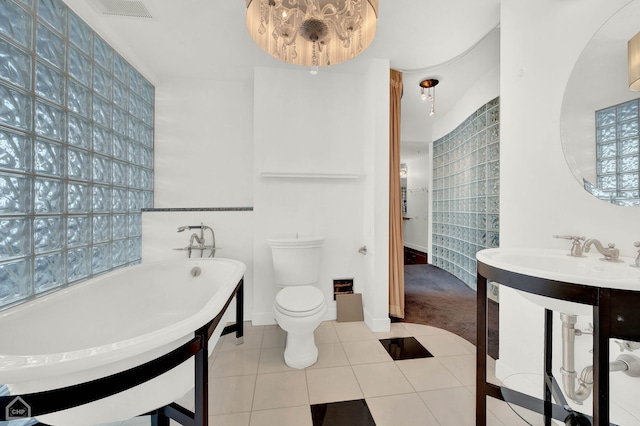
560,313,640,404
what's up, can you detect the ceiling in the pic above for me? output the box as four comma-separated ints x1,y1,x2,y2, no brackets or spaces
65,0,501,154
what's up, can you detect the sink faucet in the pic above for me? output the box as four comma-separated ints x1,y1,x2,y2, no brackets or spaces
553,235,585,257
583,238,620,262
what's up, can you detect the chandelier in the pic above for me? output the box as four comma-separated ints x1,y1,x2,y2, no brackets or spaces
245,0,378,73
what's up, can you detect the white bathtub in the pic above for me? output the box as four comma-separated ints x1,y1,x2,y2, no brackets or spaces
0,257,246,425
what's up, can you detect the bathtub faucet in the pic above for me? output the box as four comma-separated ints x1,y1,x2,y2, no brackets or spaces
176,223,217,258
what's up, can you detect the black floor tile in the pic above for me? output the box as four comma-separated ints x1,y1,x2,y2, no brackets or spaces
311,399,376,426
379,336,434,360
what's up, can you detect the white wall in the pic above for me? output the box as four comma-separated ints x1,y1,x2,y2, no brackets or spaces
500,0,640,422
402,154,430,254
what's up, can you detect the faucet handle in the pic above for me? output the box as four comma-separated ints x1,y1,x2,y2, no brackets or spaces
553,235,585,242
634,241,640,248
553,235,585,257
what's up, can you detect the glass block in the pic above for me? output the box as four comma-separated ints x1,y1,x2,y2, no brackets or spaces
113,134,127,159
0,38,31,89
66,181,89,212
488,160,499,179
617,100,638,122
129,68,143,94
68,11,92,54
128,116,140,141
112,161,128,187
618,120,638,138
598,174,617,190
68,79,90,118
0,83,32,131
596,107,616,127
93,66,112,100
597,159,617,174
128,165,141,189
128,92,142,118
598,142,616,159
113,53,128,84
140,124,153,146
128,189,141,212
112,239,126,266
0,258,32,306
34,177,64,213
112,187,127,212
128,237,140,261
620,156,639,173
0,0,33,49
113,79,128,110
67,148,90,181
0,217,31,259
0,172,31,215
92,185,111,212
141,146,152,169
597,125,616,143
0,128,31,172
141,169,152,190
93,96,111,128
128,213,141,237
67,215,89,246
93,155,111,184
93,125,111,155
36,22,65,70
35,251,64,293
68,46,91,86
128,141,141,165
621,138,639,156
93,214,110,243
37,0,66,35
68,114,91,149
93,36,113,71
92,243,110,274
34,138,64,176
17,0,33,8
36,61,67,105
141,80,154,105
142,190,152,208
488,196,499,214
112,106,127,136
488,125,499,143
620,173,639,190
35,100,65,141
112,213,127,238
34,215,63,252
67,246,89,282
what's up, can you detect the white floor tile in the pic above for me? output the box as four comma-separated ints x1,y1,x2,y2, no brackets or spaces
352,362,415,398
257,347,294,374
486,397,546,425
306,342,350,369
252,370,309,411
415,334,474,357
373,322,413,339
211,349,261,377
314,322,340,344
419,386,476,426
401,322,450,336
396,357,464,392
438,354,476,386
209,375,256,416
261,326,287,349
249,405,312,426
306,366,363,404
209,412,251,426
334,321,377,342
219,330,263,352
342,340,393,365
366,393,439,426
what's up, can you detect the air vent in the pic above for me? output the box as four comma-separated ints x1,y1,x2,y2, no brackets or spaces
90,0,153,18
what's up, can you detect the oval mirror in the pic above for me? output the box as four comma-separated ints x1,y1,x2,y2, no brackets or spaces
561,0,640,206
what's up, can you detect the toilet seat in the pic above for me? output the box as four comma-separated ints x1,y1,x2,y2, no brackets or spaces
275,286,325,317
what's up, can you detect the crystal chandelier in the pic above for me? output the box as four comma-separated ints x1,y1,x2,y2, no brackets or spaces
245,0,378,73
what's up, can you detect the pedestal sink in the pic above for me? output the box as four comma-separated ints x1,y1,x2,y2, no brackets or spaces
476,248,640,315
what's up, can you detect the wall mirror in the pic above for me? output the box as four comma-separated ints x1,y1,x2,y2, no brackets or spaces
561,0,640,206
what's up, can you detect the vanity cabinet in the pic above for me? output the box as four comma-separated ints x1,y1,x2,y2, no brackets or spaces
476,260,640,426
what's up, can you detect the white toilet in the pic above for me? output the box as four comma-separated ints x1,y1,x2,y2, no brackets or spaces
268,236,327,369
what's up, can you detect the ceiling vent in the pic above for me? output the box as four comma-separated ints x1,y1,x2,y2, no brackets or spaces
90,0,153,19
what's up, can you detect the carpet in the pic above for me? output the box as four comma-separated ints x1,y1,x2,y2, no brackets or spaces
399,264,500,359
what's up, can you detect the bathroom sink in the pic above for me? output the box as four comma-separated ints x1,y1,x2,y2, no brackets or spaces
476,248,640,315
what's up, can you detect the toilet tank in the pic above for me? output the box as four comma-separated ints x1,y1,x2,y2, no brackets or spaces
268,236,324,286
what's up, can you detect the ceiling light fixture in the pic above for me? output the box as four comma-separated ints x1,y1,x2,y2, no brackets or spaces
245,0,378,75
629,31,640,91
419,78,439,117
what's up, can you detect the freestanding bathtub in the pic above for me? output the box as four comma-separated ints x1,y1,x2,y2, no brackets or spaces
0,257,246,425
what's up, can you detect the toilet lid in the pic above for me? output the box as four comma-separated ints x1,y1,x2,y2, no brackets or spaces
275,286,325,314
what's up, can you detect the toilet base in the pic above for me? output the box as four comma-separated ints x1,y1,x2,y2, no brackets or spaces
283,331,319,369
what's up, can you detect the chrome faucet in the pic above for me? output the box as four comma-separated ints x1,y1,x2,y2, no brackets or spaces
175,223,217,258
583,238,620,262
633,241,640,267
553,235,585,257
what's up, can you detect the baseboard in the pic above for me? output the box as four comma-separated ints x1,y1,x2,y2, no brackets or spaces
363,308,390,332
403,242,428,253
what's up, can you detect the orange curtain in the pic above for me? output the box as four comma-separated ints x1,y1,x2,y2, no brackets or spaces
389,69,405,318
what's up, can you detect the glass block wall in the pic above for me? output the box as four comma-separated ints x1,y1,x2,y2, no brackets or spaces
591,98,640,206
432,97,500,290
0,0,154,310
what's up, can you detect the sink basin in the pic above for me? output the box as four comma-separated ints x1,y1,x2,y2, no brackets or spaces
476,248,640,315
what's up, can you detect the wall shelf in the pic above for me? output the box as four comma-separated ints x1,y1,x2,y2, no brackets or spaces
260,172,362,179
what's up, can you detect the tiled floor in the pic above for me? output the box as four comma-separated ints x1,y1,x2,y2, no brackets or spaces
103,321,544,426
